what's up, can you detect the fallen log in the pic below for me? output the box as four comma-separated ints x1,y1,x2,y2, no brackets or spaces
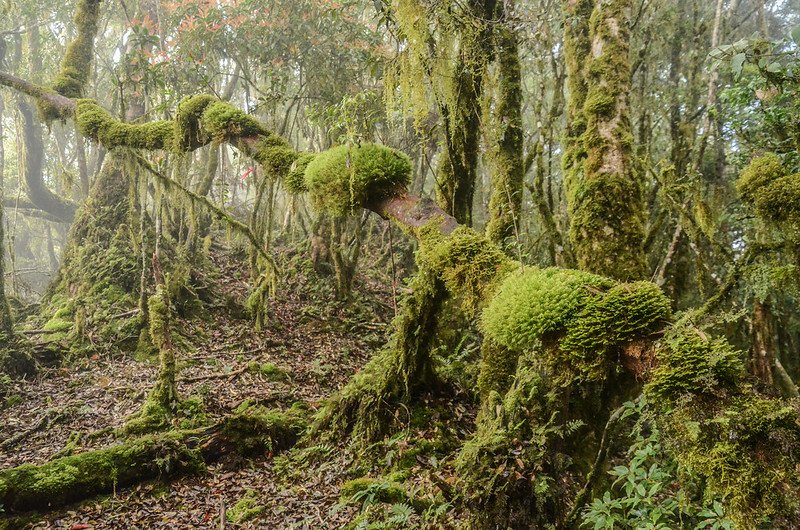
0,404,307,514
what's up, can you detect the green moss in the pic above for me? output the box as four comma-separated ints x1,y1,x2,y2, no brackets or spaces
646,323,743,402
38,0,101,120
339,477,408,505
285,153,316,193
0,432,204,513
418,225,517,312
221,403,308,456
736,152,787,203
248,361,289,381
174,95,216,151
481,267,612,352
201,101,269,140
227,489,265,523
76,99,175,150
252,134,298,174
303,144,412,216
749,173,800,227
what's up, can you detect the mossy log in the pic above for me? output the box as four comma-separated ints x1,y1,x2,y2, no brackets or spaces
0,405,307,514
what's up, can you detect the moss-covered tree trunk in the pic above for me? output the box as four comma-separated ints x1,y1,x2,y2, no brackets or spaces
564,0,646,281
486,1,524,253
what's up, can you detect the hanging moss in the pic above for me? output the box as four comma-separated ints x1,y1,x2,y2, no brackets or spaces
303,144,412,216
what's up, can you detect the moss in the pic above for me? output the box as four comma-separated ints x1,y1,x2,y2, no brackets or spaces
749,173,800,227
0,432,204,513
285,153,316,193
481,267,612,353
310,269,444,443
76,99,175,150
252,134,298,175
303,144,412,216
38,0,101,120
339,477,408,505
418,224,517,313
646,323,743,401
201,101,270,141
248,362,289,381
565,0,646,281
221,403,308,456
227,489,265,523
173,95,216,151
736,152,787,203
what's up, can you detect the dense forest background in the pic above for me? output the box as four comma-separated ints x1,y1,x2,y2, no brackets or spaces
1,0,800,528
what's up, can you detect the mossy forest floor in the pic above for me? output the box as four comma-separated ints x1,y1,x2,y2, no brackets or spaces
1,245,474,529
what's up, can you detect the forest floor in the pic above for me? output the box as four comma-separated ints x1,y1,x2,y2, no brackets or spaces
0,246,471,529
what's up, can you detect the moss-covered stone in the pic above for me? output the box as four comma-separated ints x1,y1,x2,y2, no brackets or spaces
303,144,412,216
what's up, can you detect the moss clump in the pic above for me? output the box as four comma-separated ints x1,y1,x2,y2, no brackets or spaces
303,144,412,216
221,403,308,456
248,361,289,381
736,153,787,203
227,489,265,523
418,224,517,312
646,323,743,401
252,134,297,175
0,432,204,513
285,153,316,193
76,99,175,150
201,101,269,141
339,477,408,505
481,267,612,353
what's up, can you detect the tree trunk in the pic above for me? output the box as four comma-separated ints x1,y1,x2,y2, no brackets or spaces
565,0,646,281
486,1,524,254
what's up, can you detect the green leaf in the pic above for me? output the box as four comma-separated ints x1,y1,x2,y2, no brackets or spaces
731,53,746,78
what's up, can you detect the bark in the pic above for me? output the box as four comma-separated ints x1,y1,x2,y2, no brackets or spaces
0,94,12,339
486,2,524,253
17,101,79,222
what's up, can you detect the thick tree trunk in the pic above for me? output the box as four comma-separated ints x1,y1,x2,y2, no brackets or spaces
564,0,646,281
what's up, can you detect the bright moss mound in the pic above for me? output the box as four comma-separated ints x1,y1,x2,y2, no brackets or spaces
303,144,412,216
481,267,613,352
285,153,316,193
